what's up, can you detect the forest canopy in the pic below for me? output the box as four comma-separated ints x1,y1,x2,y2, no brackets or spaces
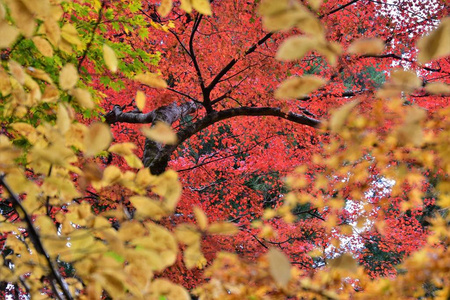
0,0,449,299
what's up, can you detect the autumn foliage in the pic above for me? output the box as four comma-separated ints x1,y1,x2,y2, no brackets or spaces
0,0,449,299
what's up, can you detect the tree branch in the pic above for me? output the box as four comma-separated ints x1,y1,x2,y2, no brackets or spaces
206,32,274,93
0,175,73,300
177,106,320,145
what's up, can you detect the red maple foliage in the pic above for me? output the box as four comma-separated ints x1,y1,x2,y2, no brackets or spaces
82,0,449,289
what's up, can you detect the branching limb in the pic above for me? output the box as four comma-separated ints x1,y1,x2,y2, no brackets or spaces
0,175,74,300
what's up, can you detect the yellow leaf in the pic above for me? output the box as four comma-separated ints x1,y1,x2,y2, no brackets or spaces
148,279,191,300
26,67,53,84
59,63,78,91
193,206,208,230
390,69,422,91
207,222,239,235
175,223,201,245
32,36,54,57
425,82,450,95
61,23,82,46
5,0,35,37
19,0,50,18
57,103,71,134
0,21,19,49
0,66,11,96
108,142,137,156
417,17,450,63
183,242,207,269
158,0,173,17
71,87,94,109
135,72,167,89
9,60,25,85
42,85,60,103
141,122,178,145
124,153,144,169
262,8,304,32
94,270,126,298
348,38,385,55
275,75,326,99
267,247,291,287
308,0,322,10
192,0,212,15
329,100,359,132
328,253,358,272
130,196,168,220
84,122,113,157
44,17,61,46
117,221,146,242
276,35,317,61
136,90,146,111
103,44,118,73
180,0,193,13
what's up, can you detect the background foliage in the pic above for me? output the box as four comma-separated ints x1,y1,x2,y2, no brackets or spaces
0,0,449,299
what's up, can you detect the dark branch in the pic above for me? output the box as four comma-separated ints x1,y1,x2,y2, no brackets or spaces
177,106,320,145
206,32,274,93
0,175,73,300
78,1,106,72
363,53,446,73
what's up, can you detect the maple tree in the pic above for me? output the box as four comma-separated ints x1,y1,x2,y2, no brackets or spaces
0,0,450,299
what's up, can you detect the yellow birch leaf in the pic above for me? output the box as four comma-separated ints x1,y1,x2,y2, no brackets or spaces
267,247,292,287
193,206,208,230
0,22,19,49
276,35,317,61
42,85,59,102
71,87,94,109
180,0,193,13
5,0,35,37
26,67,53,84
348,38,385,55
175,223,201,245
390,69,422,91
9,60,25,85
192,0,212,15
103,44,118,73
158,0,173,17
59,63,78,90
207,222,239,235
117,221,146,242
130,196,167,220
136,90,146,111
95,271,126,298
135,72,168,89
328,253,358,272
424,82,450,95
57,103,71,134
316,41,342,66
44,17,61,46
141,122,177,145
329,100,359,132
108,142,137,156
102,165,123,186
148,279,191,300
84,122,113,157
183,242,206,269
124,153,144,169
32,36,54,57
417,17,450,63
61,23,82,46
135,168,156,189
19,0,50,18
309,0,322,10
0,67,11,95
275,75,326,99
